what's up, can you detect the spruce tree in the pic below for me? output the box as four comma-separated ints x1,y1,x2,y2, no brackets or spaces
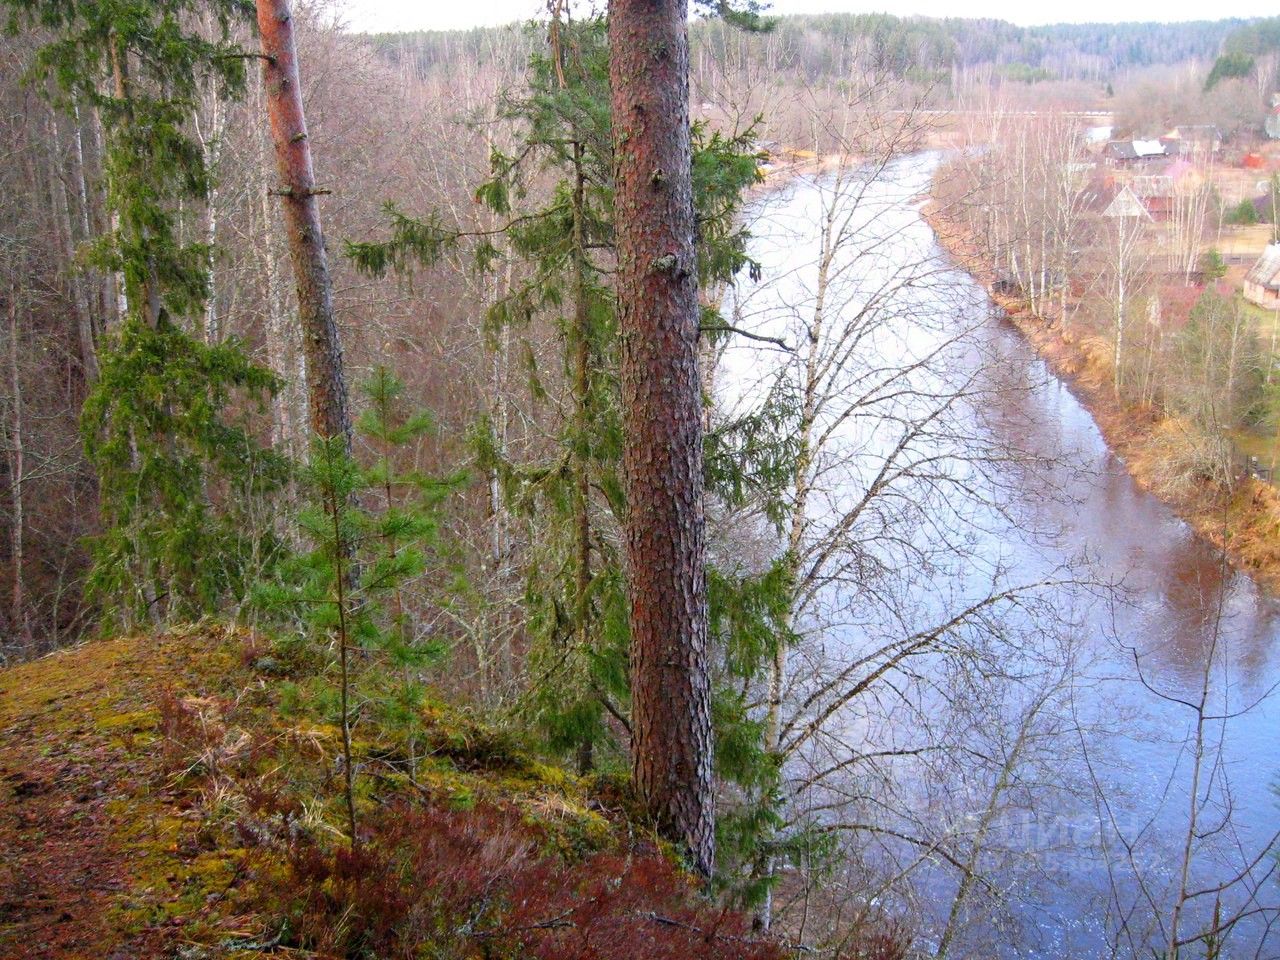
349,12,795,888
6,0,287,628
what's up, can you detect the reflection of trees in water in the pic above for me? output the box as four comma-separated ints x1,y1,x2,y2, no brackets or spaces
1084,549,1280,958
719,143,1103,954
720,144,1280,957
1143,528,1280,687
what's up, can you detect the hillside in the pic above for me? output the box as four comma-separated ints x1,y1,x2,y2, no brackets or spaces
365,14,1247,83
0,627,786,960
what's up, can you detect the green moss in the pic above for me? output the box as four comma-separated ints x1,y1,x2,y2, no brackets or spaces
527,759,571,788
1,623,647,957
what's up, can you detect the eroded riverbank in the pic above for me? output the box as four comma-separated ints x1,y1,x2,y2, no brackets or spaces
921,190,1280,595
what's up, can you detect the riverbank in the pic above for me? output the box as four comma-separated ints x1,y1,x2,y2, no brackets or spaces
752,151,864,198
922,195,1280,594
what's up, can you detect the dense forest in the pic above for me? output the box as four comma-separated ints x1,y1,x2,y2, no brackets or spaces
2,2,1280,959
372,14,1245,89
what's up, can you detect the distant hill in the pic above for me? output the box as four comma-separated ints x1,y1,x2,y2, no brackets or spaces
1205,16,1280,91
362,14,1252,83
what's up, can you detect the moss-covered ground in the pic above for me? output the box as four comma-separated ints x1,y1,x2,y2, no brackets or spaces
0,625,625,959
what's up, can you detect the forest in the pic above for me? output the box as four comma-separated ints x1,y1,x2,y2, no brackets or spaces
376,15,1245,86
2,1,1280,959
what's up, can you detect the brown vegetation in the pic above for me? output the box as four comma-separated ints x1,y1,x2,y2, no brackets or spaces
0,627,856,959
924,199,1280,591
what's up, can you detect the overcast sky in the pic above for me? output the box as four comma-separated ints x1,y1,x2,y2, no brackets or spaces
341,0,1275,34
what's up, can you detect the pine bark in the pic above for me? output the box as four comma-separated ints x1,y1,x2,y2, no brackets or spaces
252,66,305,463
609,0,715,879
256,0,351,448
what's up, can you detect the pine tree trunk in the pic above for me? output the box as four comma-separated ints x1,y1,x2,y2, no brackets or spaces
256,0,351,449
252,66,305,463
609,0,714,880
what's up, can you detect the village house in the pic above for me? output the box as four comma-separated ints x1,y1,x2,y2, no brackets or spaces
1128,160,1203,221
1161,125,1222,158
1105,139,1166,166
1130,175,1174,220
1245,243,1280,308
1102,183,1154,220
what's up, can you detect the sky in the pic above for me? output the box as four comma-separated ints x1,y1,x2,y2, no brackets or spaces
341,0,1277,34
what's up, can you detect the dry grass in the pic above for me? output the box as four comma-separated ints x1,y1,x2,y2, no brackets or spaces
1214,223,1274,258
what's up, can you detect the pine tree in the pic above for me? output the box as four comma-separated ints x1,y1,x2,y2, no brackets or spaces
348,11,790,887
357,366,460,678
256,0,352,448
609,0,716,879
256,367,458,842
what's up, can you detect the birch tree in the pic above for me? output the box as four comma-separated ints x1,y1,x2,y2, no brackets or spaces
716,87,1091,940
1094,210,1153,397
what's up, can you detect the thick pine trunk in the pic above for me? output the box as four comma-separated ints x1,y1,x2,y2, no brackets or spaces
251,67,305,463
609,0,715,879
256,0,351,448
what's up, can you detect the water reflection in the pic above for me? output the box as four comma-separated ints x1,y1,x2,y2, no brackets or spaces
722,152,1280,957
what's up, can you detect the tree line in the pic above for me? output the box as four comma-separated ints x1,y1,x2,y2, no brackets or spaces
0,0,773,903
375,13,1245,90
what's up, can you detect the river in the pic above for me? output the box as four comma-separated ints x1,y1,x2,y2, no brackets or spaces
717,152,1280,958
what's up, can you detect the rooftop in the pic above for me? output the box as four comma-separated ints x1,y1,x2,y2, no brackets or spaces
1247,243,1280,291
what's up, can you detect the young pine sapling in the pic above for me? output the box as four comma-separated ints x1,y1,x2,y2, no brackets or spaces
257,366,459,844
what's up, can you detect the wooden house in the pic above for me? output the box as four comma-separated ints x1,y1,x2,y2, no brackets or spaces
1105,139,1166,166
1244,244,1280,308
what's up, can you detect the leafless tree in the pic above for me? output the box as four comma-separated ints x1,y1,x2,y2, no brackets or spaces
1079,550,1280,959
713,83,1096,946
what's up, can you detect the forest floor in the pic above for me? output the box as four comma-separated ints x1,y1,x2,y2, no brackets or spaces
0,627,257,959
921,198,1280,594
0,626,791,960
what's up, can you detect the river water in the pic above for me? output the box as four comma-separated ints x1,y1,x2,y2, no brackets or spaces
717,153,1280,958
